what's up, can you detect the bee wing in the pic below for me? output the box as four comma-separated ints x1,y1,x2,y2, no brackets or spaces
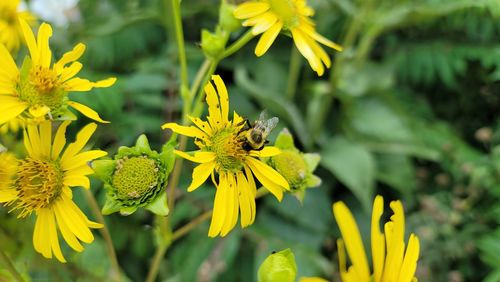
262,117,279,136
258,110,268,121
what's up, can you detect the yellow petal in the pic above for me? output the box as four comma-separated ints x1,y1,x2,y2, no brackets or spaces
64,175,90,189
332,202,370,281
63,77,95,91
0,188,17,203
398,234,420,282
250,12,278,35
175,150,216,163
161,123,208,140
62,150,107,171
255,21,283,57
39,121,52,158
291,28,323,76
208,173,228,237
0,103,28,125
383,200,406,282
211,75,229,123
233,2,270,19
244,160,285,201
51,121,71,159
59,61,83,83
204,81,223,129
187,161,215,192
93,77,116,88
244,165,257,198
26,124,42,159
55,43,86,73
61,122,97,162
54,197,94,243
220,173,239,237
19,18,38,64
371,195,385,282
188,115,212,135
54,203,84,252
34,209,52,259
0,44,19,78
236,172,254,227
37,23,53,68
245,157,289,189
29,104,50,118
249,146,281,157
67,101,110,123
46,207,67,262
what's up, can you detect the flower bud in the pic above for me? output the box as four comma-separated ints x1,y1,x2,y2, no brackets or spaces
201,29,228,60
258,249,297,282
92,135,175,216
268,129,321,203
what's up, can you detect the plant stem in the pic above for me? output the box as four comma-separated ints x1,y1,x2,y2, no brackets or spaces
83,189,120,282
220,29,255,60
170,0,189,92
189,59,211,101
0,249,23,282
191,60,219,119
145,244,168,282
286,48,302,100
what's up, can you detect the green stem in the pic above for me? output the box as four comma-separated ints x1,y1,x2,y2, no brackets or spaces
286,48,302,100
191,60,219,119
0,249,23,282
220,29,255,60
83,190,121,282
145,244,168,282
170,0,189,93
189,59,211,102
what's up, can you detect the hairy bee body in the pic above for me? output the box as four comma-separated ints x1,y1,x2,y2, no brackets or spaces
240,111,279,151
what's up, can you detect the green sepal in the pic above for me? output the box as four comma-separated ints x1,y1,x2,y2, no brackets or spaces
303,153,320,171
58,108,78,121
135,134,151,151
92,159,116,182
258,248,297,282
102,189,123,215
144,191,169,216
119,206,137,216
274,128,296,150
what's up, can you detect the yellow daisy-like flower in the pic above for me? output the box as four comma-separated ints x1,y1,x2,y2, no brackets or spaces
0,121,107,262
333,195,420,282
0,0,36,52
162,75,290,237
0,118,24,134
0,151,18,202
234,0,342,76
0,19,116,126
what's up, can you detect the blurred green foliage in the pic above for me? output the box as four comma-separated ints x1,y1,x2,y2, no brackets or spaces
2,0,500,281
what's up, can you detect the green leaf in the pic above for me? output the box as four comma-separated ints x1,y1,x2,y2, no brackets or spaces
321,137,375,211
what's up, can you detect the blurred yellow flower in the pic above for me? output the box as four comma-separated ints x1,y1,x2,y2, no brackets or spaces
0,151,18,202
162,75,289,237
233,0,342,76
0,121,107,262
333,195,420,282
0,118,24,134
0,0,36,52
0,19,116,126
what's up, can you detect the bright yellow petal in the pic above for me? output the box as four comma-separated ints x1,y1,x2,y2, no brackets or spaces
62,77,93,91
59,62,83,83
45,208,66,262
255,21,283,56
26,124,42,159
236,171,254,227
371,195,385,282
244,165,257,198
383,201,406,282
19,18,38,64
0,188,17,202
0,43,19,78
220,173,239,237
60,122,97,162
51,121,71,160
34,209,52,259
204,81,223,129
245,157,289,189
28,104,51,118
188,115,213,135
332,202,370,281
398,234,420,282
208,173,228,237
64,175,90,189
0,103,28,125
54,195,94,243
211,75,229,123
54,201,84,252
55,43,86,74
291,28,322,75
93,77,116,88
67,101,109,123
62,150,107,171
161,123,207,140
250,12,278,35
187,161,216,192
37,23,53,68
249,146,281,157
174,150,216,163
299,277,329,282
244,159,286,201
39,121,52,158
233,2,270,19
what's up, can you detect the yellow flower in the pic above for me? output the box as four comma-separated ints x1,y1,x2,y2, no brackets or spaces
0,0,36,52
162,75,290,237
0,118,24,134
0,19,116,126
299,278,329,282
233,0,342,76
0,121,107,262
333,195,420,282
0,151,18,202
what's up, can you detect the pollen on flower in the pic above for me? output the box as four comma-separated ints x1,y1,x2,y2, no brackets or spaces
12,158,64,218
112,156,160,201
30,66,61,94
209,127,248,173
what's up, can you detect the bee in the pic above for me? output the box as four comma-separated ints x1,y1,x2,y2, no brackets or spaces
240,111,279,151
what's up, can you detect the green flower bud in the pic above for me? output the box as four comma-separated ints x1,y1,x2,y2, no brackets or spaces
258,249,297,282
268,129,322,203
92,135,175,216
219,0,241,33
201,29,228,60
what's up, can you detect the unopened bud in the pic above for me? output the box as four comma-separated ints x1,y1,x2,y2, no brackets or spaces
258,249,297,282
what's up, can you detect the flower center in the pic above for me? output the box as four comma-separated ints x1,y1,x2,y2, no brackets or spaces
268,0,299,28
13,158,64,217
112,156,160,200
209,128,247,173
17,65,67,117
